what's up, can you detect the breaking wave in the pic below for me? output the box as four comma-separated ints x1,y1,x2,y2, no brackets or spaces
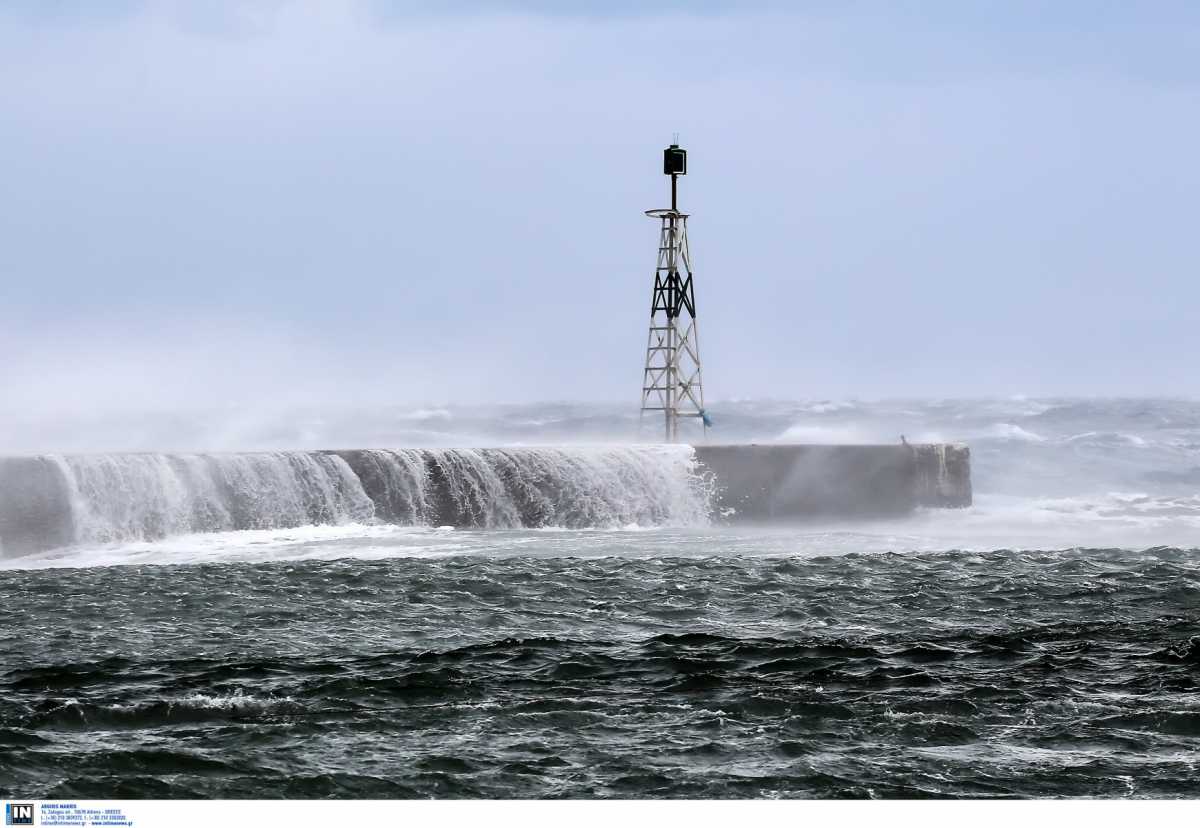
0,447,711,554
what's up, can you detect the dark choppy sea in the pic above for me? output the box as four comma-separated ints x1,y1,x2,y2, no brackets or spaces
3,550,1199,798
3,399,1200,798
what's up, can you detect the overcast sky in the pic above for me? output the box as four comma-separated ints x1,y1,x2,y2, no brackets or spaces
3,1,1200,414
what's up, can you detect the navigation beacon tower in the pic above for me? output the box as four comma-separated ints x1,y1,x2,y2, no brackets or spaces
640,141,708,442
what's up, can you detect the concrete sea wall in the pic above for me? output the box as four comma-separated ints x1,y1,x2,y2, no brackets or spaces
695,443,972,520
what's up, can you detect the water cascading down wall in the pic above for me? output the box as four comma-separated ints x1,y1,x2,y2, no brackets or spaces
0,444,971,556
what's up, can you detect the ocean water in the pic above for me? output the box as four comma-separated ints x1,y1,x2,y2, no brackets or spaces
2,398,1200,798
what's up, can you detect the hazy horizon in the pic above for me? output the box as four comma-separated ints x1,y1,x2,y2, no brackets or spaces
2,393,1197,456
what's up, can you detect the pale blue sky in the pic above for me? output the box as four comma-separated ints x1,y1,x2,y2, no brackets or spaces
2,1,1199,414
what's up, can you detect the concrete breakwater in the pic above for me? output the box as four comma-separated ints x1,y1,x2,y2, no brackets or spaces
694,443,971,520
0,444,970,555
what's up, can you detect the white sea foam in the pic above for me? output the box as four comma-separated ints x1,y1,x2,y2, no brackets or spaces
775,424,885,444
169,691,296,714
983,423,1046,442
2,524,462,570
11,486,1200,572
802,401,858,414
1064,431,1149,447
395,408,454,422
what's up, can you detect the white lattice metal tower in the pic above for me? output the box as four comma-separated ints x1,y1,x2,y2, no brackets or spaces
641,142,708,442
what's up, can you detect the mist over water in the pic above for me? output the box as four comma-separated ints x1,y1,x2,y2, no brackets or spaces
4,397,1200,567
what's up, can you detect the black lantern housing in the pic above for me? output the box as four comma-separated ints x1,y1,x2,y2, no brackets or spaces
663,144,687,176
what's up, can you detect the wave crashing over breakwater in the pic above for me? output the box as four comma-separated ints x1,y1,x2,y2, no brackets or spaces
0,447,711,553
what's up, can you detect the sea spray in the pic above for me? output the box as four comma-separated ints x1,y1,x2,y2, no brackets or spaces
7,446,712,550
